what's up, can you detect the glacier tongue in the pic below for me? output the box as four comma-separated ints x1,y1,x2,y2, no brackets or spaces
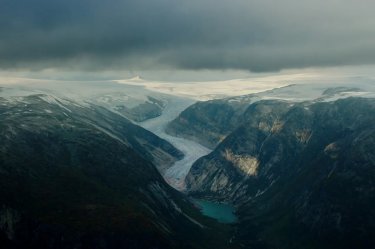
139,96,212,191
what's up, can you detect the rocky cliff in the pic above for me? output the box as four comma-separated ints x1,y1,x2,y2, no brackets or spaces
185,97,375,249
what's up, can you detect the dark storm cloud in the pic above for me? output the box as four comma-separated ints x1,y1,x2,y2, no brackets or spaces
1,0,375,71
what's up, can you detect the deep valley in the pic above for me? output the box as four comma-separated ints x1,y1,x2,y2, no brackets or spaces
0,81,374,249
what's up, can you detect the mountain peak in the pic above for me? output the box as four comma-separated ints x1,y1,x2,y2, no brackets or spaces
129,75,144,81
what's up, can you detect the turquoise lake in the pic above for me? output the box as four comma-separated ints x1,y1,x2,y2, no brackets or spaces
193,199,238,224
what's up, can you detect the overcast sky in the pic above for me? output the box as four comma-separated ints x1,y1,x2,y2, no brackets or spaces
1,0,375,78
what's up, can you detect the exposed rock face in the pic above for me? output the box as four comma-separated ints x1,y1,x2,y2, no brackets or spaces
114,96,166,122
0,94,234,249
223,149,259,176
166,99,249,149
185,97,375,249
186,100,292,200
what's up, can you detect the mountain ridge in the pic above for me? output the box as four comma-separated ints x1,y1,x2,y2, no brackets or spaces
183,97,375,248
0,92,237,249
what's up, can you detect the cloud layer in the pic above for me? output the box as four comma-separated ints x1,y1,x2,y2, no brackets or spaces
1,0,375,72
